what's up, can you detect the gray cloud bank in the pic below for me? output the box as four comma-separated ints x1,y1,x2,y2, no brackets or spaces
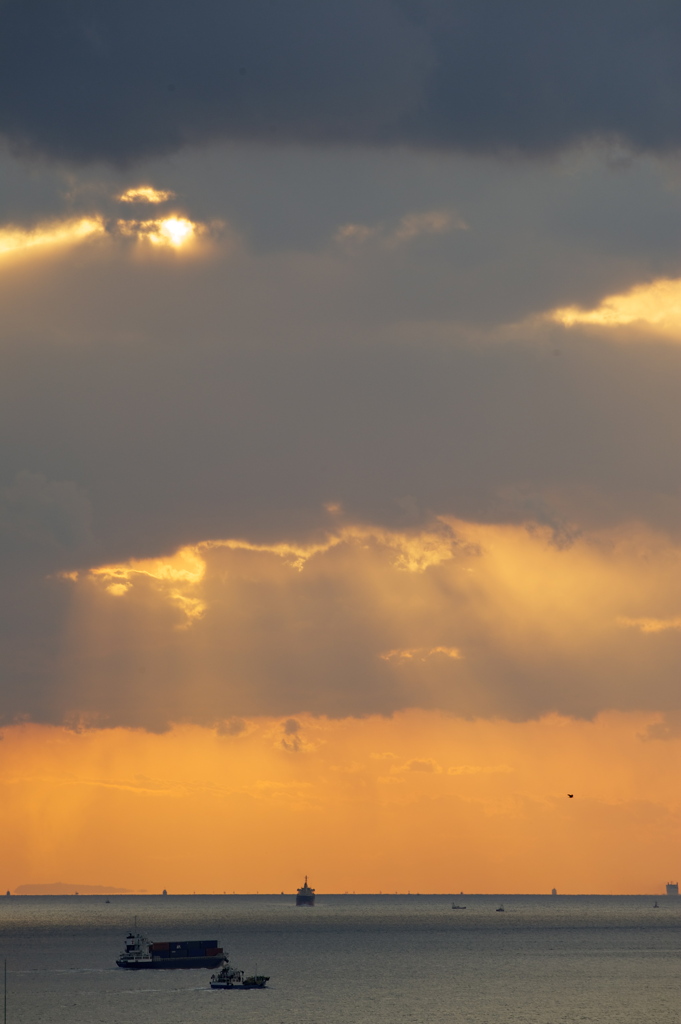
3,1,681,163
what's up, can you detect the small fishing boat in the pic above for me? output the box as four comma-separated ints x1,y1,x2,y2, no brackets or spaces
210,958,270,989
243,973,269,988
451,904,466,909
496,905,505,912
210,960,244,989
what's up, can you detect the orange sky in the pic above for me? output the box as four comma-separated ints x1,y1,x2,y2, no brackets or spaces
2,709,679,896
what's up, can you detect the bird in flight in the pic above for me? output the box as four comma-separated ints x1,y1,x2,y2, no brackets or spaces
567,794,574,798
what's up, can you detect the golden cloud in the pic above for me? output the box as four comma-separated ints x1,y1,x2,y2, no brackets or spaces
381,646,462,662
88,546,207,623
117,186,176,204
50,517,681,730
115,215,200,248
90,546,206,585
549,277,681,334
83,523,461,626
0,217,105,257
0,210,214,265
618,615,681,634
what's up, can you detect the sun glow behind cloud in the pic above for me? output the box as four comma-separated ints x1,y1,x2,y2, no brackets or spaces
44,516,681,740
0,210,207,263
0,217,105,256
88,546,207,621
549,277,681,334
75,522,464,634
116,215,198,248
117,186,176,204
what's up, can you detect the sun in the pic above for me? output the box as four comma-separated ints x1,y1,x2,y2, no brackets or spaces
115,215,201,249
152,217,195,248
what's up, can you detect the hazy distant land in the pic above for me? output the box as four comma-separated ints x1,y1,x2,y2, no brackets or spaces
14,883,133,895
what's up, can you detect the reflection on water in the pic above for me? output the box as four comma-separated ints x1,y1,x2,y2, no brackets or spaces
0,894,679,1023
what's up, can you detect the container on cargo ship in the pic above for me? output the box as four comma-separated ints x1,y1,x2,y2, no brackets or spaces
116,931,225,969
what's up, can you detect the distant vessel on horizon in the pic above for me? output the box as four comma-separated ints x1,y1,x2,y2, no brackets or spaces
296,876,315,906
666,882,679,896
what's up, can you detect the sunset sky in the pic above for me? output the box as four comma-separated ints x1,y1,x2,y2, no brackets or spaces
1,1,681,895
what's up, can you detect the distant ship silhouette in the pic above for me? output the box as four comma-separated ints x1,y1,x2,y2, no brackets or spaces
296,876,315,906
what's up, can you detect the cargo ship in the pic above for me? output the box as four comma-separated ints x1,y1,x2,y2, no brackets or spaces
295,876,315,906
116,931,225,969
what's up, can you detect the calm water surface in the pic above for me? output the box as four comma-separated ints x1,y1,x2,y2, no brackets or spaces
0,894,679,1023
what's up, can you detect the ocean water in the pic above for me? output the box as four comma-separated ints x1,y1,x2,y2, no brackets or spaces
0,894,679,1023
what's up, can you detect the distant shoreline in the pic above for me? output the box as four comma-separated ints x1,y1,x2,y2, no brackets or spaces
13,883,134,896
5,891,677,898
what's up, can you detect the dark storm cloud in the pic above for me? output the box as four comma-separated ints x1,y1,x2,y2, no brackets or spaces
3,1,681,163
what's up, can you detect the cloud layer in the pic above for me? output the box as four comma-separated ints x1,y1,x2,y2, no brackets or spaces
3,2,681,163
0,158,679,729
2,520,681,731
0,97,680,730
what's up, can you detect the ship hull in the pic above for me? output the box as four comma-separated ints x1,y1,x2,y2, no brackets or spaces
117,956,224,970
211,979,269,989
295,896,315,906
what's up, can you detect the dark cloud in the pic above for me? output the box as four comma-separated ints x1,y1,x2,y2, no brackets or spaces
0,220,680,558
0,471,94,571
3,322,681,555
2,1,681,163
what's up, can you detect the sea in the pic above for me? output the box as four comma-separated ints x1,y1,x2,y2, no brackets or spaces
0,894,679,1023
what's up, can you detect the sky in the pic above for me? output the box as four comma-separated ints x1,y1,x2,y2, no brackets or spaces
1,1,681,895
